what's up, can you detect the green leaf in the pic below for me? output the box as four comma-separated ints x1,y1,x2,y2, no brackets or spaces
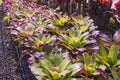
46,36,54,44
0,0,3,5
108,45,119,65
41,35,46,43
80,25,88,32
4,16,8,21
115,60,120,67
52,72,61,79
83,53,91,65
94,54,110,67
110,68,120,80
61,44,73,51
59,58,71,72
40,58,53,71
26,12,35,18
69,30,76,37
46,54,63,66
99,44,107,58
65,77,72,80
117,71,120,77
108,76,114,80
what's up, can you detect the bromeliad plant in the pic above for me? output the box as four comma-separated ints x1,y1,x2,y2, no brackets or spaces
72,16,95,33
61,30,90,51
93,44,120,80
10,20,47,44
46,14,72,35
95,44,120,67
25,33,55,52
80,53,106,77
10,23,35,42
60,16,98,54
53,15,71,28
4,0,58,43
29,53,83,80
5,0,120,80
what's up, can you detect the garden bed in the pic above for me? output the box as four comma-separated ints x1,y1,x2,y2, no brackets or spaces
2,0,120,80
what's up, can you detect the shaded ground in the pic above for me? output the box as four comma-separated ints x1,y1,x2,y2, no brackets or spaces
0,6,22,80
21,55,37,80
0,5,37,80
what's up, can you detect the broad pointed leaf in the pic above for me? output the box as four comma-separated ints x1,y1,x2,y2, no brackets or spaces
110,68,120,80
99,44,107,58
108,45,119,65
59,58,71,72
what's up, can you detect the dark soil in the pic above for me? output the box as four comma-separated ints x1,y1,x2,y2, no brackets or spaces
0,5,22,80
0,5,37,80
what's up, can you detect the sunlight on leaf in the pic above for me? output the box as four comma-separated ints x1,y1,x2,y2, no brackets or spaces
80,25,89,32
108,45,119,65
99,44,107,58
0,0,3,5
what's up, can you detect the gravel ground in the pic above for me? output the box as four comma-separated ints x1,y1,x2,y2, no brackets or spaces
0,5,37,80
0,5,22,80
